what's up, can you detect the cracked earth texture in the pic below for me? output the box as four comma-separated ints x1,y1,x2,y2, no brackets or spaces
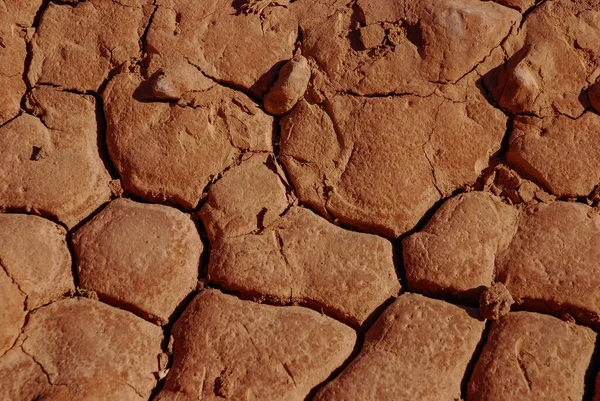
1,0,600,400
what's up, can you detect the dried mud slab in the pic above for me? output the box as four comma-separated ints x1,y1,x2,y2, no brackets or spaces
468,312,597,401
155,289,356,401
296,0,521,96
507,114,600,198
202,154,399,325
199,153,290,242
13,297,163,397
496,202,600,327
314,293,485,401
0,347,49,401
0,0,42,124
73,198,202,324
36,379,145,401
403,192,518,301
0,214,73,356
404,193,600,327
485,0,600,118
280,86,506,237
209,206,400,326
28,0,153,91
0,86,111,228
0,348,146,401
0,267,25,360
145,0,297,97
103,68,273,209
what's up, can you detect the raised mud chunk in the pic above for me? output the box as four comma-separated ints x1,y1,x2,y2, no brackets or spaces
28,0,153,91
403,192,518,301
73,198,202,324
0,0,43,124
314,293,485,401
155,289,356,401
496,201,600,328
280,92,506,237
0,87,111,228
507,114,600,198
479,282,514,320
468,312,596,401
199,153,290,242
145,0,297,97
485,0,599,118
297,0,520,96
103,68,273,209
264,54,311,115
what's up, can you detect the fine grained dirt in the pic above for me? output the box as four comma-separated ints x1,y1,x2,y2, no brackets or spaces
1,0,600,400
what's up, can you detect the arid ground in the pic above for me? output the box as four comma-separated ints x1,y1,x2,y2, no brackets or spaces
1,0,600,400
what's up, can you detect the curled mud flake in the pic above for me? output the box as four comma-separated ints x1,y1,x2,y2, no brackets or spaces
479,282,514,320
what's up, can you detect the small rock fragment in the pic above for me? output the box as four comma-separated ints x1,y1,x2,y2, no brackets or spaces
73,198,202,324
479,282,514,320
314,294,485,401
155,290,356,401
468,312,596,401
149,73,183,101
518,180,538,203
358,24,385,49
108,179,124,198
264,54,311,115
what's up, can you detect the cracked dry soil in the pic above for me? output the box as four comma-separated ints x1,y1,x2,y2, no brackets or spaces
1,0,600,400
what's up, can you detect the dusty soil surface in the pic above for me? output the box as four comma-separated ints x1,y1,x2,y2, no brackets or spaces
1,0,600,400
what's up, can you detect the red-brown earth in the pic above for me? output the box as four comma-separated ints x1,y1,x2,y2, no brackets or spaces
1,0,600,400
